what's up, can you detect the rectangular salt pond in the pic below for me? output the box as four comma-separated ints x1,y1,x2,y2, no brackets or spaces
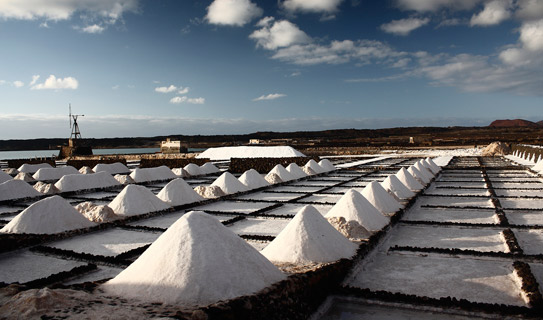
386,225,507,252
495,189,543,197
419,196,493,208
323,186,358,194
505,210,543,225
227,217,291,236
47,228,160,257
403,208,497,224
345,253,525,306
63,265,123,285
341,181,370,188
424,187,490,197
299,194,343,204
128,211,186,229
0,205,24,215
436,177,485,182
500,198,543,209
530,263,543,294
245,239,269,251
261,203,332,217
0,250,86,284
268,185,327,193
513,229,543,255
191,201,273,214
73,191,120,200
493,182,543,189
434,181,487,188
289,180,340,187
235,192,303,202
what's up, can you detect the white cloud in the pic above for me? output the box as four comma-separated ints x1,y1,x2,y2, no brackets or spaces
206,0,262,26
155,85,178,93
394,0,481,12
187,97,205,104
516,0,543,21
170,96,187,104
520,19,543,51
282,0,343,14
253,93,287,101
178,87,190,95
470,0,512,26
170,96,205,104
380,17,430,35
30,75,40,86
31,75,78,90
13,80,24,88
81,24,105,34
250,19,311,50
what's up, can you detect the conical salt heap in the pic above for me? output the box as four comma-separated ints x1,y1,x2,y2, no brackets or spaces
267,164,295,182
238,169,270,189
318,159,336,172
79,166,94,174
18,163,52,174
172,167,190,178
407,166,430,185
285,163,307,179
194,185,226,199
32,166,80,181
325,189,389,232
304,159,325,174
381,175,415,200
0,170,13,183
114,174,135,185
129,166,177,183
14,172,35,182
1,196,96,234
210,172,249,194
261,205,357,264
200,162,220,174
75,202,117,223
265,173,283,184
33,181,60,195
396,167,424,191
414,161,434,181
157,178,204,206
532,160,543,172
184,163,203,176
54,172,120,192
362,181,403,214
103,211,285,306
302,166,317,176
424,157,441,174
109,185,171,216
93,162,130,175
0,180,42,201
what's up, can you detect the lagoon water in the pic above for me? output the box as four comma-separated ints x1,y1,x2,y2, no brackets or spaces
0,148,204,160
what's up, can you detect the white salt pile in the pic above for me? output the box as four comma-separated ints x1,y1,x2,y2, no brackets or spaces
79,166,94,174
238,169,270,189
92,162,130,175
109,185,171,216
172,167,190,178
302,166,317,176
18,163,52,174
184,163,203,176
54,172,121,193
33,166,80,181
210,172,249,194
193,185,226,199
361,181,403,214
14,172,35,182
4,168,18,175
262,205,357,264
381,175,415,200
129,166,177,183
432,156,453,167
414,161,434,181
424,157,441,174
304,159,326,174
196,146,305,160
318,159,336,172
267,164,295,182
532,160,543,172
325,189,389,232
396,168,424,191
113,174,135,185
200,162,220,174
265,173,283,184
0,180,42,201
33,181,60,195
407,166,430,185
157,178,204,206
0,170,13,183
285,163,307,179
75,202,117,223
103,211,285,306
326,216,371,240
1,196,96,234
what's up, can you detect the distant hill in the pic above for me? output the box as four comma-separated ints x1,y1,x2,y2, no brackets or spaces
489,119,542,128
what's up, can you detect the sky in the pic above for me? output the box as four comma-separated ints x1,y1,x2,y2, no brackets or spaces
0,0,542,139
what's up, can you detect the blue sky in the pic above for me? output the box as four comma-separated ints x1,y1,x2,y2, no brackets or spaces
0,0,542,139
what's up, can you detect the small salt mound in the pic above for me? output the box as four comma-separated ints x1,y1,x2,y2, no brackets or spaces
157,178,204,206
172,167,190,178
114,174,135,185
262,205,357,264
396,168,424,191
407,166,430,185
14,172,35,182
103,211,285,306
424,157,441,174
238,169,270,189
532,160,543,172
184,163,203,176
265,173,283,184
79,166,94,174
75,201,117,223
210,172,249,194
267,164,295,182
193,185,226,199
304,159,326,174
381,175,415,200
0,180,42,201
325,189,389,232
4,168,19,175
318,159,336,172
55,172,121,193
327,216,371,240
33,181,60,195
1,196,95,234
361,181,403,214
415,160,434,178
302,166,317,176
18,163,52,174
285,163,307,179
200,162,220,174
0,170,13,183
92,162,130,175
109,185,171,216
129,166,177,183
196,145,305,160
33,166,79,181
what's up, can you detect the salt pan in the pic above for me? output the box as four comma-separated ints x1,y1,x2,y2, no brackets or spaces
33,166,80,181
129,166,177,183
381,175,415,200
238,169,270,189
54,172,120,192
396,168,424,191
157,178,204,206
93,163,130,175
0,180,41,201
285,163,307,179
210,172,249,194
109,185,171,216
262,205,357,264
361,181,403,214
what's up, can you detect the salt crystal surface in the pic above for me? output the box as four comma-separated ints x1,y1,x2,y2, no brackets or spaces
18,163,52,174
172,167,190,178
238,169,270,189
114,174,135,185
262,205,357,264
424,157,441,174
325,189,389,232
54,172,120,192
381,175,415,200
210,172,249,194
157,178,203,206
93,163,130,175
0,180,41,201
0,170,12,183
79,166,94,174
532,160,543,172
183,163,203,176
33,166,80,181
1,196,95,234
75,202,117,223
432,156,453,167
129,166,177,183
109,185,170,216
193,185,226,199
14,172,35,182
408,166,430,185
361,181,403,214
265,173,283,184
414,161,434,181
304,159,326,174
103,211,285,306
267,164,295,182
318,159,336,171
302,166,317,176
4,168,18,175
327,216,371,240
285,163,307,179
33,181,60,195
196,146,305,160
200,162,220,174
396,168,424,191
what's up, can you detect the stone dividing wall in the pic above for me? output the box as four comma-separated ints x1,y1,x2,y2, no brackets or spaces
139,158,209,169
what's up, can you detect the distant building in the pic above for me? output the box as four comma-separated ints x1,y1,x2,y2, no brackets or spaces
249,139,261,145
409,137,415,144
161,138,186,154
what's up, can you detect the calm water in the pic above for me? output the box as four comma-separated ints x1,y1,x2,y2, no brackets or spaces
0,148,205,160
